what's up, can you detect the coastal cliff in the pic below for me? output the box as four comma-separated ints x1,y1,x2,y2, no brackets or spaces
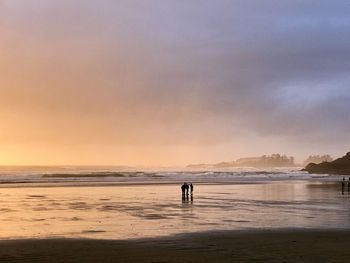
304,152,350,175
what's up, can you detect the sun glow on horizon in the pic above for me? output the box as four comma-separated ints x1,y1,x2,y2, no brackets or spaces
0,1,349,166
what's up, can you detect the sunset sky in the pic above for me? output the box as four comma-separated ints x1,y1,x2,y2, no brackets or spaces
1,0,350,166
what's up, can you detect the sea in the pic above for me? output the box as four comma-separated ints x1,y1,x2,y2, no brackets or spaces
0,166,348,240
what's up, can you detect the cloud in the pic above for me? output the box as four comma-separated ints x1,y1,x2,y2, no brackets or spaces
0,0,350,164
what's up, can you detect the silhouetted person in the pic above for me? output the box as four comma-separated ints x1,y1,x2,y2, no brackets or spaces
182,184,189,203
342,178,345,194
181,183,186,196
190,183,193,194
348,178,350,192
184,183,189,196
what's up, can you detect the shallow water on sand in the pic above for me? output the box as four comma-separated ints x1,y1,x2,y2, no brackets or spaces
0,181,348,240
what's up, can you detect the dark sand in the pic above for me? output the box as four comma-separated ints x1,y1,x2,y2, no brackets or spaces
0,230,349,262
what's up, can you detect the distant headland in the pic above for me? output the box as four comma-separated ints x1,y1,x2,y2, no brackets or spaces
188,153,335,169
188,154,296,168
303,152,350,175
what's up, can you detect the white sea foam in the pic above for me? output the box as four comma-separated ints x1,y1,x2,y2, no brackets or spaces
0,166,343,187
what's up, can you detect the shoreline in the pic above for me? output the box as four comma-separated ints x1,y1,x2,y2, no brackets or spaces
0,177,343,189
0,229,349,262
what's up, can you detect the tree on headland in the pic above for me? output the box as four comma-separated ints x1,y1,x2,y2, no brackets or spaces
303,155,333,166
236,154,295,167
188,153,296,168
303,152,350,175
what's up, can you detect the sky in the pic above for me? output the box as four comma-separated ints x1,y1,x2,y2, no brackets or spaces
0,0,350,166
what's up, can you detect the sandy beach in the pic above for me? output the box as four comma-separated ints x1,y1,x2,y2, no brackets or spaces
0,171,348,262
0,230,349,262
0,181,348,240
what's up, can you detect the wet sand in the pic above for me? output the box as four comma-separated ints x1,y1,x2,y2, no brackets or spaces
0,182,349,239
0,230,349,262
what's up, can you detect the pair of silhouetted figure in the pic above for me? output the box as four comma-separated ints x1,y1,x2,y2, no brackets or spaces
341,177,350,194
181,182,193,196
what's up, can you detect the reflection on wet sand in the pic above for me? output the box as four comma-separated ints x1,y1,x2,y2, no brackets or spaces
182,194,194,205
0,181,348,239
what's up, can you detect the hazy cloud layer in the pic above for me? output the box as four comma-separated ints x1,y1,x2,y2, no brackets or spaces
0,0,349,165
